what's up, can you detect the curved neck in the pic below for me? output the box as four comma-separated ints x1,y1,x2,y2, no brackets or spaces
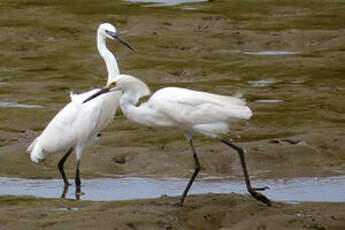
119,92,167,127
120,93,148,126
97,33,120,84
120,89,142,108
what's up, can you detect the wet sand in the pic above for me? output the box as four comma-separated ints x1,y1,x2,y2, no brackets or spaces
1,194,345,230
0,0,345,229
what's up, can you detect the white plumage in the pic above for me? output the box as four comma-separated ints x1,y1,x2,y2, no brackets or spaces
104,76,252,133
27,23,133,189
83,75,271,206
28,89,120,162
146,87,253,137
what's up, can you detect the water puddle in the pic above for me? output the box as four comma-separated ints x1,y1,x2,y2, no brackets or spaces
0,176,344,202
0,102,43,108
181,6,199,10
233,50,300,55
125,0,207,7
0,67,15,73
291,79,305,84
248,79,279,87
57,207,79,211
255,99,283,103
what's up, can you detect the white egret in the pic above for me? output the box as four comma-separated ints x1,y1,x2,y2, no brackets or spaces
83,75,272,206
27,23,134,191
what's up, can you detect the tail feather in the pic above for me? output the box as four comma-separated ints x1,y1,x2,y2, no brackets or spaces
241,106,253,120
26,136,38,153
27,137,44,163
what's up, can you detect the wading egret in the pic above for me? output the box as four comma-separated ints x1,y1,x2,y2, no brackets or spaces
83,75,272,206
27,23,134,192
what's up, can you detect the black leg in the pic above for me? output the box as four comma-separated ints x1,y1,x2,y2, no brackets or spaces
75,185,81,200
74,160,85,200
58,148,73,187
221,140,272,206
60,184,69,199
178,135,201,206
75,159,81,187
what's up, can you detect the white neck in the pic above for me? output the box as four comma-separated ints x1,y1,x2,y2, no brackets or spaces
120,86,159,128
119,93,172,128
97,33,119,84
120,92,146,125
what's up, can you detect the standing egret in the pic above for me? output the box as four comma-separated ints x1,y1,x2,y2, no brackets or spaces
83,75,272,206
27,23,134,193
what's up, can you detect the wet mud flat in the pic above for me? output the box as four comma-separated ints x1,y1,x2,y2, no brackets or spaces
0,0,344,180
1,194,345,230
0,0,345,229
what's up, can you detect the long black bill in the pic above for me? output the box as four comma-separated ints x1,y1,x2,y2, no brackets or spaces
83,88,110,104
107,31,134,51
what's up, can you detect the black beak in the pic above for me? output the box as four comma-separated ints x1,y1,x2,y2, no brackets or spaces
107,31,134,51
83,88,110,103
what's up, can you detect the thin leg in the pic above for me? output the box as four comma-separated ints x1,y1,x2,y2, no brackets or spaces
74,147,85,199
58,148,73,187
75,185,81,200
221,140,272,206
178,135,201,206
60,184,69,199
75,159,81,187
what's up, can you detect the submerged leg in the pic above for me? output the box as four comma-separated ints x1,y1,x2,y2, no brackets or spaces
58,148,73,187
221,140,272,206
60,184,69,199
178,134,201,206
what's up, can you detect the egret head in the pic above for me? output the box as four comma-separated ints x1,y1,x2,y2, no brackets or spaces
98,23,134,51
83,75,151,104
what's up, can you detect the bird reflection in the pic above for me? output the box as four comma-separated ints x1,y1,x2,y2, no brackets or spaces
60,185,84,200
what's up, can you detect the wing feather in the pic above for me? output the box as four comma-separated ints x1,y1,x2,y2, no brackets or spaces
38,89,112,153
149,87,252,126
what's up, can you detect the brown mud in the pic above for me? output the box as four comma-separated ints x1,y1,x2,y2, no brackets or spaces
0,0,344,229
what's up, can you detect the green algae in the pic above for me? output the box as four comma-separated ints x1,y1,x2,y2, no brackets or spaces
0,0,344,179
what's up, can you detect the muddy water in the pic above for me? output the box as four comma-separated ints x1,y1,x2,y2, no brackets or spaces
0,176,344,202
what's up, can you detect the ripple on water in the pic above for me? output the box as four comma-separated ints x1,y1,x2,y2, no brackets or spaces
0,176,345,202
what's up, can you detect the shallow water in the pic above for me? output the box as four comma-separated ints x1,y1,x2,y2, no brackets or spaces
126,0,207,7
234,50,300,55
0,102,43,108
255,99,283,103
0,176,344,202
248,79,280,87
